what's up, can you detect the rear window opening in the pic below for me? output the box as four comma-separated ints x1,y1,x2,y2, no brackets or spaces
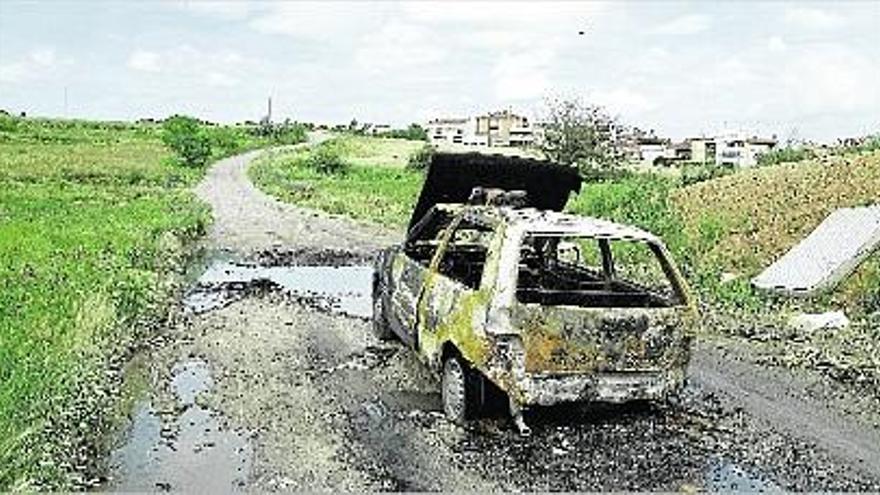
516,235,684,308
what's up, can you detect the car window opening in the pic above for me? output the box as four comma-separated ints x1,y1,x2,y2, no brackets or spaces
405,210,454,267
516,235,683,308
437,220,493,290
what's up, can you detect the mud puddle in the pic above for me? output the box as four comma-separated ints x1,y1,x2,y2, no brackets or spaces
184,260,373,319
105,359,252,491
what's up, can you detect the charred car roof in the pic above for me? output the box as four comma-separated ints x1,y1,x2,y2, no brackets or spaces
433,204,660,242
407,152,583,236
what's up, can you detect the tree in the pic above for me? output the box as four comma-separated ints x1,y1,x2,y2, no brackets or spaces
161,115,212,167
538,97,628,177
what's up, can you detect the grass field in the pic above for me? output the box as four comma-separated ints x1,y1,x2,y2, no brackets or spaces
0,116,220,489
328,135,426,168
250,136,424,227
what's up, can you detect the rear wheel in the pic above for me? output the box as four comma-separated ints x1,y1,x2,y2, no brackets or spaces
442,356,474,424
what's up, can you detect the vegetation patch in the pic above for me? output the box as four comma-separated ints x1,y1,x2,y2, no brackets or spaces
250,136,424,227
0,116,213,490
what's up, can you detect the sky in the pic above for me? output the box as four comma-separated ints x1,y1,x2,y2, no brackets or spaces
0,1,878,141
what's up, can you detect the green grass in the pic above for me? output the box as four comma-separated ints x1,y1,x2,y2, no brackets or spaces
0,116,211,490
250,136,424,227
324,134,426,168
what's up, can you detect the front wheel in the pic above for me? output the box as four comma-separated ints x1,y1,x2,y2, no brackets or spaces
442,357,474,424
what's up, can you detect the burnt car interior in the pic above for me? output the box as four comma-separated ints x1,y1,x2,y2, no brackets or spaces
436,220,493,290
405,209,453,267
516,235,683,308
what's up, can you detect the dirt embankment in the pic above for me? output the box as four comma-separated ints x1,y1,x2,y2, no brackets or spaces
104,143,880,491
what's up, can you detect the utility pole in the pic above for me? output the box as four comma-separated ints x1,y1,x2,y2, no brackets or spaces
267,96,272,124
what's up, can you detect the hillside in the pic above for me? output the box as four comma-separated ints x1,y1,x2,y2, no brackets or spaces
673,150,880,311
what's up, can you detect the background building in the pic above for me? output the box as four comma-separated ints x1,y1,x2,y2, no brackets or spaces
426,110,534,148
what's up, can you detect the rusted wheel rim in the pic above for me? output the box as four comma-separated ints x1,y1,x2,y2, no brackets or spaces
442,358,466,422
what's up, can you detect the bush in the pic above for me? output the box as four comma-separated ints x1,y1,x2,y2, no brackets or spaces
304,145,350,175
407,144,435,171
161,115,212,167
680,162,734,186
756,146,815,167
207,126,249,158
250,121,308,145
380,123,428,141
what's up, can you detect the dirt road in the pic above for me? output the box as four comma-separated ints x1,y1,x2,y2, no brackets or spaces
105,144,880,491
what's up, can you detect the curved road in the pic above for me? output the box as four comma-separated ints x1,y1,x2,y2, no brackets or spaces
107,143,880,491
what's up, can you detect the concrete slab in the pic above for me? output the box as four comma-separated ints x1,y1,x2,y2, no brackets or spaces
752,205,880,295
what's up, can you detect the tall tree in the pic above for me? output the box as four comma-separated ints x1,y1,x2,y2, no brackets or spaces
539,97,628,177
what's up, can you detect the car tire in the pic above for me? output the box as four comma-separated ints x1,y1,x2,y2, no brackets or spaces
371,285,394,341
442,356,474,424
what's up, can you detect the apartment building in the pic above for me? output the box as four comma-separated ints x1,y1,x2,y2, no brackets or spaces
692,134,776,167
426,110,534,148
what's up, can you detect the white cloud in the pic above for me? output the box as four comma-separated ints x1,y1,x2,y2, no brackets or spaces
767,36,787,52
0,63,25,84
205,71,238,87
782,45,878,113
402,1,606,26
354,21,447,73
651,14,711,35
171,1,255,20
784,6,845,30
127,50,161,72
30,47,57,67
249,2,387,40
0,47,66,84
492,48,555,101
592,87,657,115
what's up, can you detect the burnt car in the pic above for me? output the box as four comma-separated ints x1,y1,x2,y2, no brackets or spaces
373,153,696,434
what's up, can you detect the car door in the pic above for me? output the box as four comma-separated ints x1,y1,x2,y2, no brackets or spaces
417,217,494,360
388,209,455,346
388,254,431,346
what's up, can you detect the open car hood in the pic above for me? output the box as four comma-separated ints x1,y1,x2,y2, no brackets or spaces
407,152,582,235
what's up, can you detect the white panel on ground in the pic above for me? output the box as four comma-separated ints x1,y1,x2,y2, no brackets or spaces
752,205,880,295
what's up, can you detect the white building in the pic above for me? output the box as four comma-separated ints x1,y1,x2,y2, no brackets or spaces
712,134,777,167
426,110,535,148
426,117,471,145
636,137,675,166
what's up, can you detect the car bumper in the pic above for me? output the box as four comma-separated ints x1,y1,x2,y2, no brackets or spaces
515,369,684,407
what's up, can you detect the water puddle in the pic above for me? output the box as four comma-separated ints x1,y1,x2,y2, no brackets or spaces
704,456,781,492
107,255,373,490
105,359,252,491
184,261,373,318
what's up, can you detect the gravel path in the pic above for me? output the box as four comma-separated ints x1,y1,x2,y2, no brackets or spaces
107,142,880,491
193,138,398,255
